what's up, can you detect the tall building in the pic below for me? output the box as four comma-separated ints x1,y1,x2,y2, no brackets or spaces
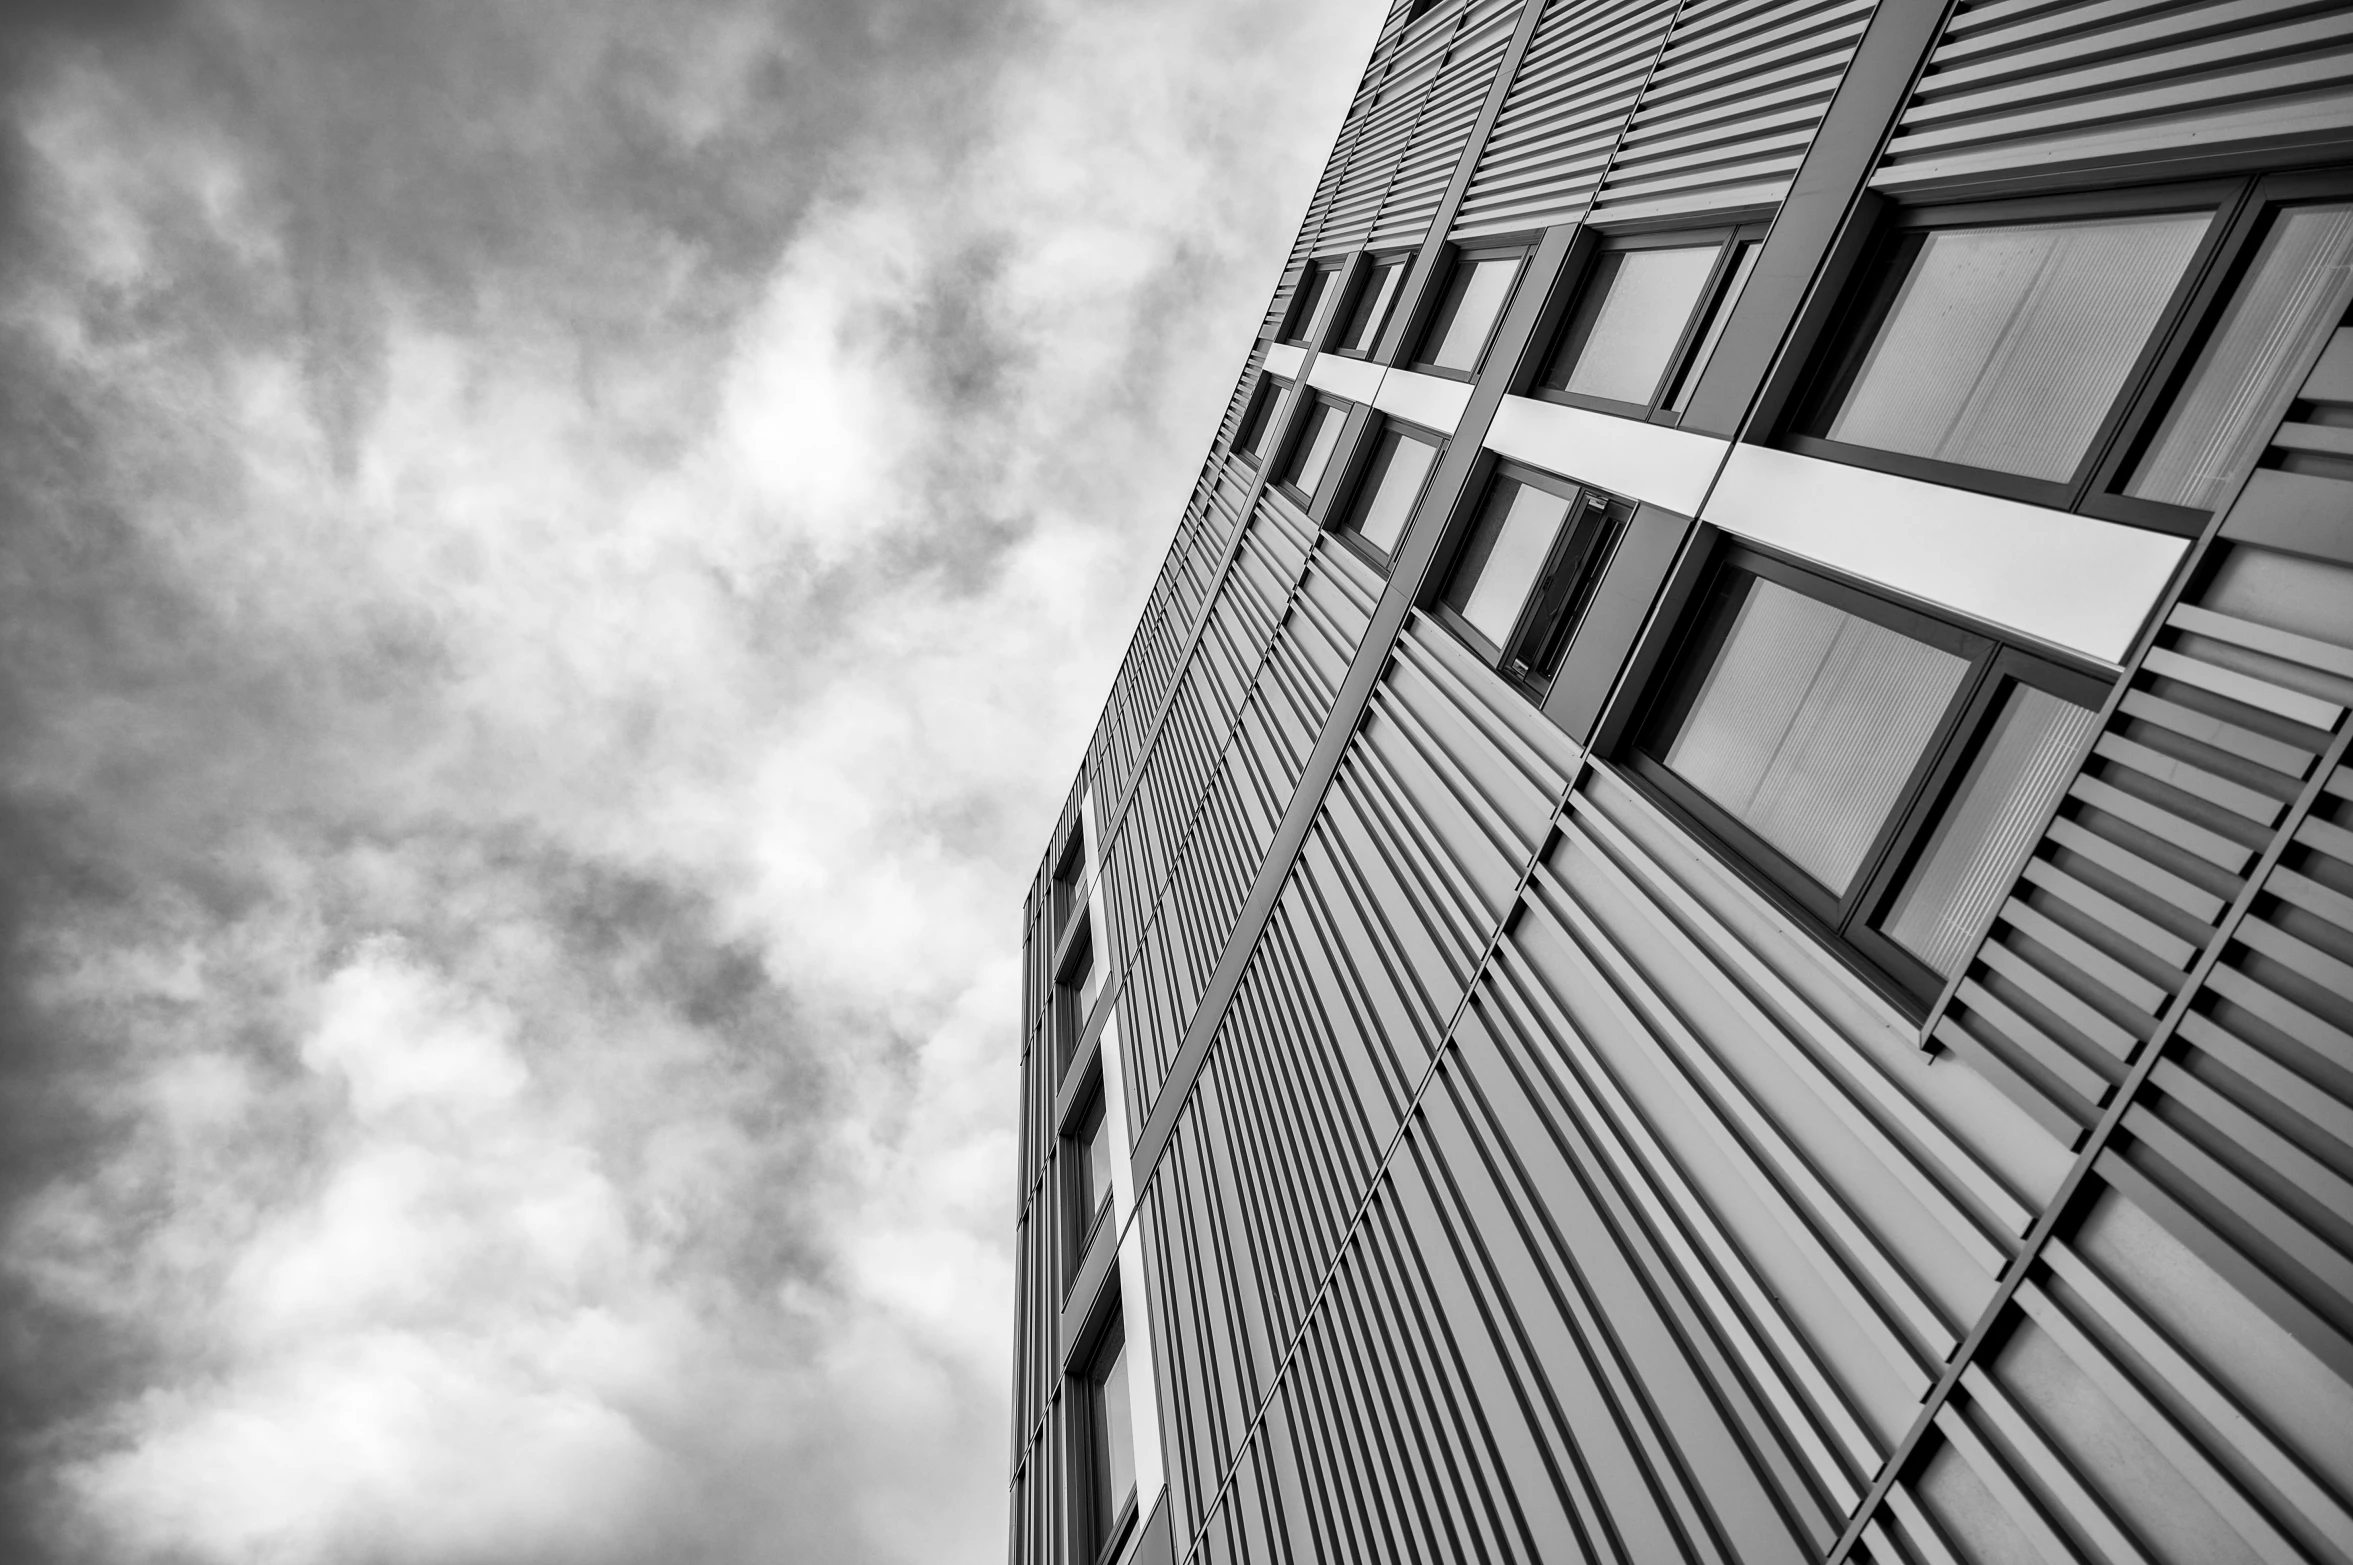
1010,2,2353,1562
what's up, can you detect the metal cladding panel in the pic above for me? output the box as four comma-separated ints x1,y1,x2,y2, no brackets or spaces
1876,0,2353,192
1448,0,1680,241
1366,0,1529,252
1933,607,2339,1143
1321,19,1459,256
1144,614,1580,1549
1214,344,1269,456
1274,6,1415,293
1154,618,2071,1563
1589,0,1873,224
1117,518,1385,1116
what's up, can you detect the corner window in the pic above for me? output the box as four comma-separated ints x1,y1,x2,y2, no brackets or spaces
1335,419,1441,561
1784,177,2353,532
1627,547,2102,1010
1274,396,1348,506
1413,247,1526,378
1063,1083,1114,1268
1332,253,1410,358
1075,1316,1138,1561
1541,227,1761,420
1434,463,1629,690
1281,262,1341,348
1233,375,1285,465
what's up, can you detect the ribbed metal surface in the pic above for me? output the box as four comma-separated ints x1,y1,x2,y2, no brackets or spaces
1144,613,1579,1550
1115,504,1385,1117
1151,614,2072,1562
1448,0,1680,240
1876,0,2353,192
1368,0,1531,250
1858,551,2353,1564
1589,0,1872,223
1934,604,2338,1145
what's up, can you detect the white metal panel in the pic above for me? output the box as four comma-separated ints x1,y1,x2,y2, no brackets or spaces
1703,444,2184,663
1305,351,1385,404
1371,365,1476,432
1485,393,1729,513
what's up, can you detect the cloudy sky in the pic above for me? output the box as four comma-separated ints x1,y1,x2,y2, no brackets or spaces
0,2,1370,1559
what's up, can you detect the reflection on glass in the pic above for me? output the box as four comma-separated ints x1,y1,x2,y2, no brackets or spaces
2130,203,2353,509
1287,265,1338,344
1281,401,1346,498
1666,241,1759,412
1081,1104,1112,1225
1336,258,1408,355
1880,682,2094,978
1825,212,2209,481
1346,429,1438,556
1422,257,1519,372
1235,381,1279,460
1442,480,1571,646
1088,1329,1136,1543
1560,245,1722,404
1661,577,1969,892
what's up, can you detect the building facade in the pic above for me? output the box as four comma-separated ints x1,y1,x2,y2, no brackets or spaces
1010,1,2353,1561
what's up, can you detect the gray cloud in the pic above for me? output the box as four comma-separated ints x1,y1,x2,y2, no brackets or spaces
0,0,1375,1559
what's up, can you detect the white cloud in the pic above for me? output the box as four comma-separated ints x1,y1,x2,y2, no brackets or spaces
0,0,1378,1561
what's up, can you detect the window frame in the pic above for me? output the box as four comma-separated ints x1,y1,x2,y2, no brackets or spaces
1232,373,1286,467
1329,415,1445,568
1429,458,1632,696
1409,242,1532,382
1620,543,2109,1014
1051,901,1097,1070
1069,1306,1140,1565
1280,261,1343,348
1779,179,2260,534
1059,1074,1114,1285
1271,393,1351,508
1328,250,1414,360
1534,222,1768,425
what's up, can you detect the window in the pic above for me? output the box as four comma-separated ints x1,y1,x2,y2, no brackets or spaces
1282,262,1341,347
1063,1084,1114,1265
1434,463,1629,689
1233,376,1284,465
2123,196,2353,510
1627,547,2102,1010
1274,396,1348,505
1541,227,1762,420
1786,176,2353,531
1413,247,1525,377
1075,1317,1138,1561
1331,253,1410,358
1335,419,1441,561
1055,912,1103,1068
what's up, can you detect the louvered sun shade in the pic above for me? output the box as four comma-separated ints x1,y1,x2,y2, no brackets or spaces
1590,0,1875,224
1877,0,2353,193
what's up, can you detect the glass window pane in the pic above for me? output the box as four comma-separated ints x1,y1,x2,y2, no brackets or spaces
1282,402,1345,497
1286,265,1337,344
1443,480,1571,647
1082,1107,1112,1223
1089,1333,1135,1539
1423,257,1518,372
1563,244,1722,404
1881,683,2094,978
1826,213,2209,482
1348,430,1438,555
1337,259,1407,354
1666,241,1759,412
2129,203,2353,509
1235,382,1278,459
1662,577,1970,893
